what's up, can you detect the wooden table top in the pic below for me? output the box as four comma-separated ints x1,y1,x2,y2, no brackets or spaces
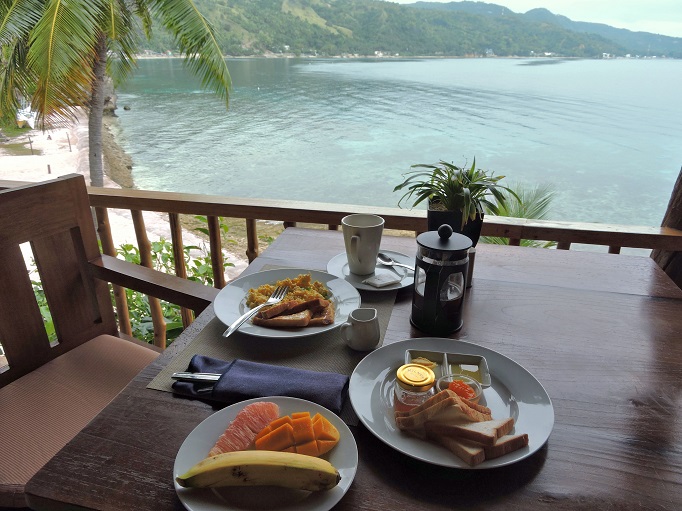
26,228,682,511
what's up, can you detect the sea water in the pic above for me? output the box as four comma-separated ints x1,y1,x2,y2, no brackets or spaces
115,57,682,227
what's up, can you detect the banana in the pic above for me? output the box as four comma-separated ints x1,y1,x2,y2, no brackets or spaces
176,450,341,491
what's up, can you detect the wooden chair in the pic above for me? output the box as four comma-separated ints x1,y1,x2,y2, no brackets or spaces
0,175,218,508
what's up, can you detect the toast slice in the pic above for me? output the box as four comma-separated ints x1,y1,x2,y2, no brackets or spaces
395,393,492,433
394,389,455,419
430,435,485,466
424,417,515,446
429,432,528,466
483,433,529,460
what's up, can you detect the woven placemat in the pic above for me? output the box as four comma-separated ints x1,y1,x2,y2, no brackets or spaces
147,287,398,425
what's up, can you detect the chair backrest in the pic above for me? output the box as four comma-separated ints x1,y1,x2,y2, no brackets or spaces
0,174,118,387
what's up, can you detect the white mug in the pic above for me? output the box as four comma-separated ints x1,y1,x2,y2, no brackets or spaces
342,214,384,275
341,308,381,351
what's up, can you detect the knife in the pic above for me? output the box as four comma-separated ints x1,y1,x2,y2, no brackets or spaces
171,372,221,382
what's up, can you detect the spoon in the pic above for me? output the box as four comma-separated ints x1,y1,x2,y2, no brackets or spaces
377,252,415,272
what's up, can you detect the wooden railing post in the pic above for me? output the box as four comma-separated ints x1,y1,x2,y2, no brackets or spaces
207,216,226,289
169,213,194,328
246,218,259,262
94,207,132,336
131,210,167,348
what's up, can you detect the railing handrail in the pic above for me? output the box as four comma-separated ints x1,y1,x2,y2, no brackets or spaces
85,184,682,252
2,178,682,252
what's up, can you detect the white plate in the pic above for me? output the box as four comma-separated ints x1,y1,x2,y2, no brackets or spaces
326,250,414,292
214,269,361,339
349,338,554,469
174,396,358,511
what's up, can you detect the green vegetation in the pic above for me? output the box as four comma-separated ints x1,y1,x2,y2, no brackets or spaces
1,0,231,187
0,141,39,156
481,182,557,248
134,0,679,58
394,159,517,230
115,238,226,343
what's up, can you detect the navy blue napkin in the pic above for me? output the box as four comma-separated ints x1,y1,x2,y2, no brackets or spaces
171,355,349,415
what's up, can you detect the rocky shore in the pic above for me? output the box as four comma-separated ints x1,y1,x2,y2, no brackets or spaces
102,116,135,189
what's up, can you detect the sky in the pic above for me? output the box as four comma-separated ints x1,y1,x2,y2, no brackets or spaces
388,1,682,38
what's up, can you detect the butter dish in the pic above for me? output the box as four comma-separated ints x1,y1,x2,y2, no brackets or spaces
405,349,491,387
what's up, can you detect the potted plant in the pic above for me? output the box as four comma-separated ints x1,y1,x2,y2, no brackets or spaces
393,158,517,246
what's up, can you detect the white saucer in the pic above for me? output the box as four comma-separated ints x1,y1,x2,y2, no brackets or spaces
327,250,414,292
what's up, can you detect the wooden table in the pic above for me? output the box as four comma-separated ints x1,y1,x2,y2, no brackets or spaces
26,228,682,510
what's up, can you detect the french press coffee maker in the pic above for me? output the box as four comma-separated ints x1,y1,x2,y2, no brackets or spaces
411,224,472,335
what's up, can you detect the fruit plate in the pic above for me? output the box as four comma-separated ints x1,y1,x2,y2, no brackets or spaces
213,268,361,339
174,396,358,511
349,337,554,469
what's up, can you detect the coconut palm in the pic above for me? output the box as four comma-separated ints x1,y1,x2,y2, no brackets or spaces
480,182,557,248
0,0,231,187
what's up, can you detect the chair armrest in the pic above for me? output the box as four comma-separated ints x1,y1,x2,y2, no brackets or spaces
89,254,219,314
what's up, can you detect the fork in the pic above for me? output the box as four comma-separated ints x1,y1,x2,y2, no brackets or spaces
222,285,289,338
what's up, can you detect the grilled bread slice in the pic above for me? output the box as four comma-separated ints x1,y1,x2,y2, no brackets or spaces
308,304,335,326
258,301,297,319
252,310,312,328
287,299,330,315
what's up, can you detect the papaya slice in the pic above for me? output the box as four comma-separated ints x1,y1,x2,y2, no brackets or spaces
254,422,295,452
292,415,315,444
255,415,291,441
254,412,340,456
312,413,341,455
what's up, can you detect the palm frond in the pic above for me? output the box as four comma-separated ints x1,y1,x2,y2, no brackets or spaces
480,181,558,248
0,39,33,120
0,0,43,119
27,0,102,126
101,0,139,85
150,0,231,107
0,0,43,46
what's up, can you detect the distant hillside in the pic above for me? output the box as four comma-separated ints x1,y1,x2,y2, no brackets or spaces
142,0,680,58
522,7,682,57
412,1,681,57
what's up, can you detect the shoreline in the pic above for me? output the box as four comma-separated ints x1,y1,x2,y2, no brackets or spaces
102,116,135,188
0,111,249,279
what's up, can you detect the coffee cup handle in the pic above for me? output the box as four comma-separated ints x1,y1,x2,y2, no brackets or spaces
350,234,360,263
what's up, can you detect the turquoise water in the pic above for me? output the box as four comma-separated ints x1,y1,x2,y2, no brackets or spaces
115,57,682,227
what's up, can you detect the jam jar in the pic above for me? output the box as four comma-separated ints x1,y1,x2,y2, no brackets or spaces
394,363,436,413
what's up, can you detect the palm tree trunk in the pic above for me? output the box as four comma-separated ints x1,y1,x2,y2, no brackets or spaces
88,32,107,187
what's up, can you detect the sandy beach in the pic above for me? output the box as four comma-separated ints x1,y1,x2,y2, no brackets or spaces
0,111,248,279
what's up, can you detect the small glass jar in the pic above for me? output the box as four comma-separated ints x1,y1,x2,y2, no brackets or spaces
394,363,436,413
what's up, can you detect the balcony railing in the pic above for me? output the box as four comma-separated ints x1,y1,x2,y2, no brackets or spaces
3,176,682,348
